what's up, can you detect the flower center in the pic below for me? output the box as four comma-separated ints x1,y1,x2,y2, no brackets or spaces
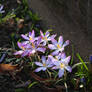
55,56,58,60
60,63,65,68
29,37,32,40
21,46,25,50
45,37,48,41
32,43,35,48
43,63,46,67
57,44,61,49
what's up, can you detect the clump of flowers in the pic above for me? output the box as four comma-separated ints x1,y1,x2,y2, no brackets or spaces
14,30,72,78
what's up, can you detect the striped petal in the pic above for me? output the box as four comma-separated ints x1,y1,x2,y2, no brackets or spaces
35,67,44,72
35,62,43,66
21,34,29,40
58,69,64,78
65,66,72,72
58,36,63,45
51,50,59,56
48,44,57,50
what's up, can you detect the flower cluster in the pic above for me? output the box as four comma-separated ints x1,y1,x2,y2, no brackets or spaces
14,30,72,78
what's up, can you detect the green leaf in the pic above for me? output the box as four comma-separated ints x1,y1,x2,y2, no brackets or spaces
15,88,25,92
76,53,88,71
28,82,38,88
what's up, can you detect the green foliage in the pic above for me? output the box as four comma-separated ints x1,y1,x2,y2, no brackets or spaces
15,88,26,92
28,82,38,88
76,53,88,71
0,12,16,24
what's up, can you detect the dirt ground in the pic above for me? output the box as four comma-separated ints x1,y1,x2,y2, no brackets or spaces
28,0,92,61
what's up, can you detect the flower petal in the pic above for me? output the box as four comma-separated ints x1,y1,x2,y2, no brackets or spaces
21,50,29,57
63,56,71,64
21,34,29,40
45,31,50,37
37,47,46,53
29,32,31,37
51,39,57,45
14,50,23,55
40,30,44,37
58,69,64,78
41,56,46,64
63,40,69,47
58,36,63,45
52,66,58,70
48,44,57,50
42,67,47,71
60,53,66,59
48,34,56,40
51,50,59,56
35,62,43,66
65,66,72,72
31,30,35,38
17,42,22,49
35,67,43,72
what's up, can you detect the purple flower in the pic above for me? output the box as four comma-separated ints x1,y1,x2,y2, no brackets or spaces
21,30,37,43
48,36,69,55
14,42,30,57
48,53,64,62
52,55,72,78
40,30,56,46
0,5,5,14
27,42,46,55
35,56,52,72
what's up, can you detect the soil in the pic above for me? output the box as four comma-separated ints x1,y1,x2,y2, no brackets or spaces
28,0,92,61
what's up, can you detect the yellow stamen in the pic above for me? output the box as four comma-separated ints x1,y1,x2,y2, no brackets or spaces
60,63,65,68
43,63,46,67
29,37,32,40
32,43,35,48
21,46,25,50
45,37,48,41
57,44,61,49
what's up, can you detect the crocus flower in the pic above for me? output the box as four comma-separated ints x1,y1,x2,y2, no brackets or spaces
48,53,64,62
40,30,56,46
0,5,5,13
52,55,72,78
27,41,46,56
35,56,52,72
21,30,37,43
14,42,30,57
48,36,69,55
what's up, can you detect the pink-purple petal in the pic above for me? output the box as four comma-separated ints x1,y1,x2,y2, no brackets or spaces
51,50,59,56
42,67,47,71
63,40,69,47
41,56,46,64
35,62,43,66
58,69,64,78
21,34,29,40
48,44,57,50
58,36,63,45
40,30,44,37
51,39,57,45
45,31,50,37
29,32,31,37
35,67,44,72
17,42,22,49
65,66,72,72
63,56,71,64
37,47,46,53
31,30,35,38
14,50,23,55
